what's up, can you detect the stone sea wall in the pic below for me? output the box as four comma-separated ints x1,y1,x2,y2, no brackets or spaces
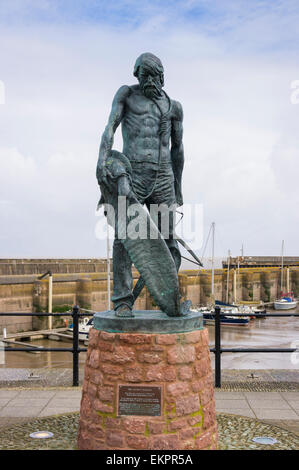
183,266,299,307
0,260,298,334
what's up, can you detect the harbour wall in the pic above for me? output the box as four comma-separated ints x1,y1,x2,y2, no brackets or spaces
0,260,298,334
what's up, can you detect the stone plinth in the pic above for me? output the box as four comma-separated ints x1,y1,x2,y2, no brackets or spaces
77,311,218,450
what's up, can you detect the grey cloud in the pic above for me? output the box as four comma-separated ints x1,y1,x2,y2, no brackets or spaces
0,15,298,258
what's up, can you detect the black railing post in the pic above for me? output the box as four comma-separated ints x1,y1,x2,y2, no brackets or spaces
215,305,221,388
72,305,79,387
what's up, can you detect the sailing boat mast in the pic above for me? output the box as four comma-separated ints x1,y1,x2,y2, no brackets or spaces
280,240,284,293
211,222,215,298
226,249,231,303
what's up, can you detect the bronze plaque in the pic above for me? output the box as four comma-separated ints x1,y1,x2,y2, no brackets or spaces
118,385,162,416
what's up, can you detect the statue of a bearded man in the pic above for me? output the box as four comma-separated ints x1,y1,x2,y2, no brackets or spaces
97,53,186,318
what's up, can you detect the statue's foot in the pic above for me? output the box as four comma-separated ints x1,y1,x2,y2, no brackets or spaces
114,304,134,318
180,300,192,316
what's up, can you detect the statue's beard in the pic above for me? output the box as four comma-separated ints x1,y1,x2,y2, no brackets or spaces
141,82,163,100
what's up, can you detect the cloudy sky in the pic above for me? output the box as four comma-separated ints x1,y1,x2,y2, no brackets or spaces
0,0,298,260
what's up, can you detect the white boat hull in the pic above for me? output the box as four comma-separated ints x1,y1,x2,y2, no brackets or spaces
274,300,297,310
67,317,93,341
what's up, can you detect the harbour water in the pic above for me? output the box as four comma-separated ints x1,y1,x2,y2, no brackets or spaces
210,309,299,370
0,309,298,371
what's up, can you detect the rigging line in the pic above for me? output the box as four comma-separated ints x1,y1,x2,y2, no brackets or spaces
177,238,203,267
175,209,184,226
181,255,202,266
174,210,204,268
79,308,97,313
200,223,213,262
194,222,213,278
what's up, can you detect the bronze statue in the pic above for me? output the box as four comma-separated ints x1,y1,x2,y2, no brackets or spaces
97,53,190,318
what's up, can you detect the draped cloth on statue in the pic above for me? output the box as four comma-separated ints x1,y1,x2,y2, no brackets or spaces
97,150,182,317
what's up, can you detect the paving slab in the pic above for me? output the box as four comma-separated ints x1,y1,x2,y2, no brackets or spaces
0,390,20,399
0,406,45,418
244,391,282,399
8,398,51,407
215,399,251,410
247,399,291,410
281,392,299,400
214,392,245,399
288,401,299,411
47,397,81,407
39,406,80,417
0,398,11,408
17,390,57,399
254,409,298,420
53,390,82,398
217,409,256,418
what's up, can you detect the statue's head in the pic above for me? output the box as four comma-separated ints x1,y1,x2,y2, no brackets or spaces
133,53,164,99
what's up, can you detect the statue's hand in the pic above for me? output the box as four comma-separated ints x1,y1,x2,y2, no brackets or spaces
97,161,109,187
118,175,132,197
176,194,183,207
174,180,183,207
176,197,184,207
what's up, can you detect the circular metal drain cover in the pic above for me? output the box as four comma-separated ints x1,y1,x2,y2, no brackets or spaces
252,436,277,445
30,431,53,439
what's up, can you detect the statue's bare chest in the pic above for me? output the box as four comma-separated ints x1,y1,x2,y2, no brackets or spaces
124,92,171,130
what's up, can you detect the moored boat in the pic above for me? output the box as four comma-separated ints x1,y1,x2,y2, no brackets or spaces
274,241,297,310
251,306,267,318
274,292,297,310
67,317,93,341
215,300,266,319
203,312,249,325
191,306,250,325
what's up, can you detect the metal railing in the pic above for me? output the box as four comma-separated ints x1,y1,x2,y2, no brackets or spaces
0,306,90,386
0,306,298,388
210,305,299,388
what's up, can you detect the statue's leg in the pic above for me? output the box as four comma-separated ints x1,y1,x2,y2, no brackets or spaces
110,174,136,316
111,237,134,314
110,169,150,317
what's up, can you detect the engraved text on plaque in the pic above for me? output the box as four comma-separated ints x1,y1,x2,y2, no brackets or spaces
118,385,162,416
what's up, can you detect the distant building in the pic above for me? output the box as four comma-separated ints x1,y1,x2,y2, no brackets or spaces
222,256,299,269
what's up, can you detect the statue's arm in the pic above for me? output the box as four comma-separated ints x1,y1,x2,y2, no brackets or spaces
96,85,131,186
171,100,184,206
